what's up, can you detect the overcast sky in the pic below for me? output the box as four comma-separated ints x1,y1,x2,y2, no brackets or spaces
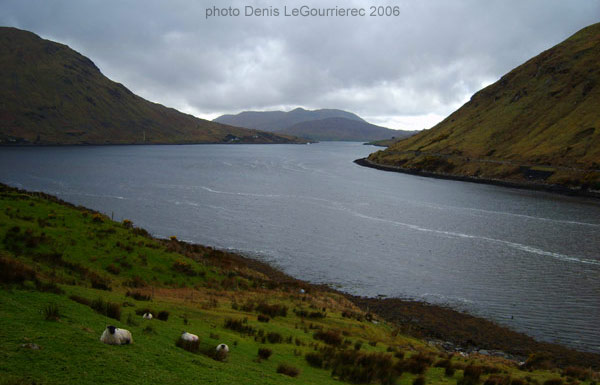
1,1,598,131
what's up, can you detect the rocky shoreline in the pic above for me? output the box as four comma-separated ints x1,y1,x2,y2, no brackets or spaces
201,241,600,368
354,157,600,199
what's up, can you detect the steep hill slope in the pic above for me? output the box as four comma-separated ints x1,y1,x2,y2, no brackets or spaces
367,23,600,190
214,107,365,132
278,117,415,142
0,27,302,145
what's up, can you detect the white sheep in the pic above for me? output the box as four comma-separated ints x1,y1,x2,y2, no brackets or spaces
142,312,153,320
100,326,133,345
180,331,199,342
216,343,229,353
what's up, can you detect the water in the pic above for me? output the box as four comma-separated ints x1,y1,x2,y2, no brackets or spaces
1,142,599,352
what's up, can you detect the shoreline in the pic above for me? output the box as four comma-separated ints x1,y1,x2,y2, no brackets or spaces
4,183,600,368
354,157,600,199
177,243,600,368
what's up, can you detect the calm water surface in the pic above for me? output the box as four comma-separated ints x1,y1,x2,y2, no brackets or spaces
1,143,599,352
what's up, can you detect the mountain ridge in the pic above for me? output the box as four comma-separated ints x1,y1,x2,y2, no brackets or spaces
215,108,416,141
0,27,303,145
279,117,416,142
214,107,365,132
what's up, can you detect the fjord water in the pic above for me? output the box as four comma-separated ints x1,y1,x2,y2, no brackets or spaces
1,143,599,352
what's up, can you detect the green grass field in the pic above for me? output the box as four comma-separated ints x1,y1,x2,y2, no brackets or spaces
0,185,597,385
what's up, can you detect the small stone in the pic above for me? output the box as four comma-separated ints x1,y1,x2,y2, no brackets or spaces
21,343,41,350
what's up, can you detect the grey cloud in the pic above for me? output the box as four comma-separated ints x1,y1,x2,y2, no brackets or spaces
1,0,598,130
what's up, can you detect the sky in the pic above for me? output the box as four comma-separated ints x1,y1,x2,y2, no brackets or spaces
1,1,598,131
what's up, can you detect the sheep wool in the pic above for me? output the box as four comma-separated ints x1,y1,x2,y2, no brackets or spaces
142,312,153,320
100,326,133,345
181,332,199,342
216,343,229,353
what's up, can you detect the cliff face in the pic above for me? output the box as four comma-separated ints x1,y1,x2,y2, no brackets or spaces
0,27,301,145
368,23,600,189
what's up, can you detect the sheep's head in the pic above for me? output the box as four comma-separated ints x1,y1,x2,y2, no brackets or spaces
107,326,116,334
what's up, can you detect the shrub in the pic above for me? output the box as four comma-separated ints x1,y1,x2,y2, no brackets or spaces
91,213,104,223
313,330,342,346
224,318,255,335
126,291,151,301
485,376,511,385
90,297,121,321
511,379,526,385
157,310,169,321
172,260,197,276
69,295,91,306
414,376,426,385
445,366,456,377
105,264,121,275
266,332,283,344
122,219,133,229
0,257,37,284
256,302,287,317
124,275,147,288
523,352,553,370
562,367,592,381
308,311,326,319
330,350,397,384
89,274,111,291
544,380,563,385
458,365,483,385
44,303,60,321
176,337,199,353
258,348,272,360
435,359,452,368
35,280,64,294
277,363,300,377
257,314,270,323
402,353,433,375
305,352,324,368
354,341,363,350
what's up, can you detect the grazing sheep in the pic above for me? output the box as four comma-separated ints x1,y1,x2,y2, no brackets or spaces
100,326,133,345
142,312,153,320
216,343,229,353
181,331,199,342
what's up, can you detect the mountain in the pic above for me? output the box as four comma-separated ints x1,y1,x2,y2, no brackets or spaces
214,107,365,132
366,23,600,190
214,107,416,141
278,117,415,142
0,27,303,145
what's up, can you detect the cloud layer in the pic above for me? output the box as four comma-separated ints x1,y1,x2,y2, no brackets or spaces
1,0,598,130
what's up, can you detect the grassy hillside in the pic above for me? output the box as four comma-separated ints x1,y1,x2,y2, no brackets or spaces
2,184,598,384
368,23,600,190
0,27,303,145
278,117,414,142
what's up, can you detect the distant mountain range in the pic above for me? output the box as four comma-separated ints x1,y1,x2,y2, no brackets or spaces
214,108,416,142
366,22,600,190
0,27,303,145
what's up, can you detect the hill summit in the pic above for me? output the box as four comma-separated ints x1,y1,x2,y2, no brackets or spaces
367,23,600,190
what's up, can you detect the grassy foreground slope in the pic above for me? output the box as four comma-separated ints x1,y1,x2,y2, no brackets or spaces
1,185,599,385
0,27,303,145
367,23,600,190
